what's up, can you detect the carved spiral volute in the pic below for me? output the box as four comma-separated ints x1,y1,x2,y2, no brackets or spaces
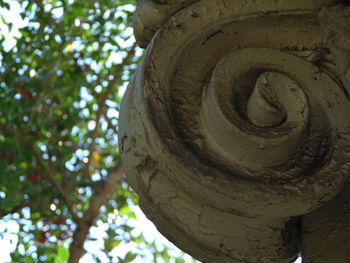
120,1,350,262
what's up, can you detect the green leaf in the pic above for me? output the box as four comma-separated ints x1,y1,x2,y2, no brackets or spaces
0,1,10,10
56,246,69,263
124,251,137,262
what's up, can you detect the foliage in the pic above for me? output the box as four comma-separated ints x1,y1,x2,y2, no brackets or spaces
0,1,197,262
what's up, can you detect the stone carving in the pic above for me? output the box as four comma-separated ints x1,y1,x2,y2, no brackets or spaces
319,3,350,93
133,0,195,47
302,3,350,263
119,1,350,262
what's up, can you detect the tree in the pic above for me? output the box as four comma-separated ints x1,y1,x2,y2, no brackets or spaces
0,1,196,262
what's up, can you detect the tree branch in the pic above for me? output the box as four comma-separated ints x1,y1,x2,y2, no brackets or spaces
68,164,124,263
83,44,137,178
0,203,28,219
0,123,79,222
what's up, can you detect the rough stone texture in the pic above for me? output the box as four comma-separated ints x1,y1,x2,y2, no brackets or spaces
319,3,350,94
119,1,350,262
302,3,350,263
303,183,350,263
133,0,196,47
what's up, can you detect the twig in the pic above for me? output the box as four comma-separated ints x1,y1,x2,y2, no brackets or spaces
0,123,79,222
83,44,137,178
103,112,118,134
0,204,28,219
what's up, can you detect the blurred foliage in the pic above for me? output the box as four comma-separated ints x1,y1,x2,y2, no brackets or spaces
0,1,197,262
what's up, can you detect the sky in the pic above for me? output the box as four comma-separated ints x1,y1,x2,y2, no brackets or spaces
0,1,303,262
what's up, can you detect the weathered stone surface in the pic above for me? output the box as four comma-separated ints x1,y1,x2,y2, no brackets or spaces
133,0,195,47
319,3,350,94
119,1,350,262
303,183,350,263
302,3,350,262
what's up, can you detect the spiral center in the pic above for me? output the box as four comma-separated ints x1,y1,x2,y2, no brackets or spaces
247,72,286,127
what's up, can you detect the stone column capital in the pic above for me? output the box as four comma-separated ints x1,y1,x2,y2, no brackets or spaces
120,1,350,262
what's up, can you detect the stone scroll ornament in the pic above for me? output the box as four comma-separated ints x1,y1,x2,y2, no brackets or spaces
119,1,350,262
